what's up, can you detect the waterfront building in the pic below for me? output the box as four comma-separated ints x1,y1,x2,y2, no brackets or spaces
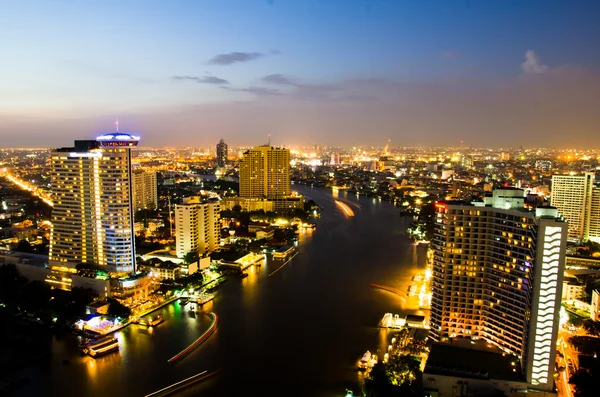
49,134,139,273
550,172,594,241
430,188,568,391
239,145,290,199
216,138,228,168
175,197,220,258
132,169,157,212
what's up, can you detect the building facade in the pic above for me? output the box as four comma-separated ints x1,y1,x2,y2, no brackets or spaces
175,197,220,258
239,145,290,199
216,138,228,168
550,172,594,241
49,134,139,273
430,188,567,391
132,169,157,212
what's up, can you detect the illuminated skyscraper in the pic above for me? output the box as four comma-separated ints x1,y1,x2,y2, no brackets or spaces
239,145,290,199
550,172,594,241
430,188,567,391
175,197,220,258
49,133,139,273
132,169,157,212
216,138,228,168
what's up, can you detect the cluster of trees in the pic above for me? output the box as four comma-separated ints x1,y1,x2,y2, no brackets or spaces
570,366,600,397
0,264,98,327
364,354,423,397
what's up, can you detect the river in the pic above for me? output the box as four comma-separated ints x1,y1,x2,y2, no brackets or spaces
17,186,428,397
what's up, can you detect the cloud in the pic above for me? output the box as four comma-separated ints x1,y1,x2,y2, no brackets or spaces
521,50,548,74
221,86,282,96
442,50,459,59
172,75,229,84
207,52,266,65
261,74,296,85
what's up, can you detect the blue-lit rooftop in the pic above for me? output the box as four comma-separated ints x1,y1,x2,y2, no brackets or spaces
96,133,140,147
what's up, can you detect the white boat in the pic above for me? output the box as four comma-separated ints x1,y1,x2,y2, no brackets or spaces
358,351,372,370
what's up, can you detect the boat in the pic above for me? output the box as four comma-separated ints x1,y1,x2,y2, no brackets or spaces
179,298,189,305
358,351,371,370
148,315,164,327
369,354,378,368
82,336,119,357
194,293,215,305
78,335,111,348
273,245,295,259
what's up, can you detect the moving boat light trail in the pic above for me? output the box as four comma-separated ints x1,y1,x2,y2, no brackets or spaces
334,200,355,217
167,312,218,363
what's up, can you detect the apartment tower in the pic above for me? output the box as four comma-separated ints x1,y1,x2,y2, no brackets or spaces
430,188,567,391
550,172,594,241
49,133,139,273
175,197,221,258
132,169,157,212
239,145,290,199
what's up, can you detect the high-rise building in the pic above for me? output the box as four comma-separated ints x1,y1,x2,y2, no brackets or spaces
132,169,157,212
550,172,594,240
49,133,139,273
588,187,600,243
430,188,567,391
239,145,290,199
216,138,228,168
175,197,220,258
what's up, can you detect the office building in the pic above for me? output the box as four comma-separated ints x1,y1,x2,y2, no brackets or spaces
239,145,290,199
175,197,220,258
49,133,139,273
216,138,228,168
430,188,567,391
550,172,594,241
132,169,157,212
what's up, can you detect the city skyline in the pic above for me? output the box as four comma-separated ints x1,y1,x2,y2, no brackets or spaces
1,1,600,148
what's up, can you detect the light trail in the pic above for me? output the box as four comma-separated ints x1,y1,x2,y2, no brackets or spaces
144,370,216,397
334,200,355,217
167,312,218,363
268,252,298,277
0,169,53,207
371,284,407,300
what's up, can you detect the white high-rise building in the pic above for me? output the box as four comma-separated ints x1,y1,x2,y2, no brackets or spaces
551,172,594,241
49,133,139,273
589,187,600,243
430,189,567,391
132,170,157,212
175,197,220,258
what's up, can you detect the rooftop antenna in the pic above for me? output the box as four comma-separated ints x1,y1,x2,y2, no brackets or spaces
115,118,119,132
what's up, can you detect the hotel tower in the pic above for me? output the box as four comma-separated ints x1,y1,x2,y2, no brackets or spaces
49,133,139,273
430,188,567,391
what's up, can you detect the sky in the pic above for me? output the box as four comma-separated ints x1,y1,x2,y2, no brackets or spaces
1,0,599,148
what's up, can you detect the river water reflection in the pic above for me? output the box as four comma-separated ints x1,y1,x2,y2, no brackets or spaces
19,186,427,397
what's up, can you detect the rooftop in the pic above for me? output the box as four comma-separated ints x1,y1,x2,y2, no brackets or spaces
424,342,525,382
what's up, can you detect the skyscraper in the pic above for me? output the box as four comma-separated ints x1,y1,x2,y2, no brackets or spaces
132,169,157,212
216,138,228,168
430,188,567,391
239,145,290,199
175,197,220,258
49,133,139,273
551,172,594,241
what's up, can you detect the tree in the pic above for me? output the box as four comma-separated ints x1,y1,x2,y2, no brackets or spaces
183,251,200,265
15,239,33,253
570,368,598,397
107,298,131,319
582,319,600,336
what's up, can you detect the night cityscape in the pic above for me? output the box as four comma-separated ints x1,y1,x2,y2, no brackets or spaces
1,2,600,397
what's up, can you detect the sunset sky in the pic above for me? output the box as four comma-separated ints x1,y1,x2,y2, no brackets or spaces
1,0,599,148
